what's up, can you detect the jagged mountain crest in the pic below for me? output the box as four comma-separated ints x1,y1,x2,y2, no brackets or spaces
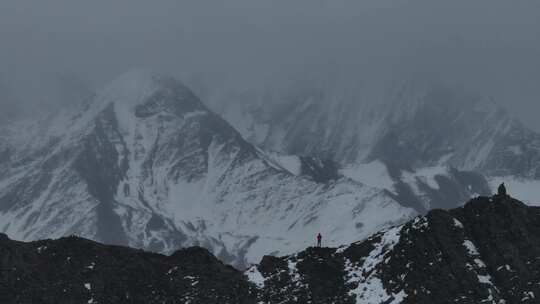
1,195,538,303
205,80,540,209
208,81,515,169
246,195,540,303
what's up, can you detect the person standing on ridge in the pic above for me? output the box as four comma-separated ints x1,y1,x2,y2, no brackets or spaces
497,183,507,196
316,233,322,247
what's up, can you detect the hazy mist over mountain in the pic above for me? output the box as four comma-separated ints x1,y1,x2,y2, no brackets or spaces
3,3,540,302
0,0,539,129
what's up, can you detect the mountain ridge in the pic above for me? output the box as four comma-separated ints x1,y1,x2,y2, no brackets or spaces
205,81,540,208
247,194,540,303
1,194,538,303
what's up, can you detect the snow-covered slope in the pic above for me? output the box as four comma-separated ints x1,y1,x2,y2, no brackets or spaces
206,82,539,208
0,71,415,267
342,161,490,212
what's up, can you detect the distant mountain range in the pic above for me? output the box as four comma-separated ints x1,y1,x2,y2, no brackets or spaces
2,195,538,303
208,82,540,177
206,81,540,207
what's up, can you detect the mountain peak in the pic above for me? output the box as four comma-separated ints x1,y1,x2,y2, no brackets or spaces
89,69,208,132
98,69,170,108
107,68,160,89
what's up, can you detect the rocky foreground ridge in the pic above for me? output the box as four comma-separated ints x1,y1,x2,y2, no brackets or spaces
1,195,539,303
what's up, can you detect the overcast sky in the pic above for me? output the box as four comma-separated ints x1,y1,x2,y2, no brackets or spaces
1,0,539,129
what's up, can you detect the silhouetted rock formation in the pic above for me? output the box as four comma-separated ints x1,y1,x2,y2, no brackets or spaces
0,236,256,304
249,195,540,303
1,195,539,303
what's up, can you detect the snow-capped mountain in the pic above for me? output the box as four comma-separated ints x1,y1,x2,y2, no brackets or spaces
0,71,415,267
205,81,539,207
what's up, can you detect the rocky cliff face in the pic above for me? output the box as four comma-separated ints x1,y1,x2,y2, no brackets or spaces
1,195,538,303
247,194,540,304
0,71,414,267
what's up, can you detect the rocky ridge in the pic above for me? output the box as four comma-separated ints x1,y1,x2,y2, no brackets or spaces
1,195,538,303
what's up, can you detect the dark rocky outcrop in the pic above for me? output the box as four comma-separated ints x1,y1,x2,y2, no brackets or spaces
1,195,539,303
250,195,540,303
0,236,256,304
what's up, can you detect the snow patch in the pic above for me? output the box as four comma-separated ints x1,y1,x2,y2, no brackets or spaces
341,161,395,192
245,265,266,288
402,166,448,192
453,218,464,229
345,225,407,303
462,238,501,302
256,149,302,175
288,258,303,286
411,216,428,230
274,155,302,176
185,110,207,118
463,240,480,255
